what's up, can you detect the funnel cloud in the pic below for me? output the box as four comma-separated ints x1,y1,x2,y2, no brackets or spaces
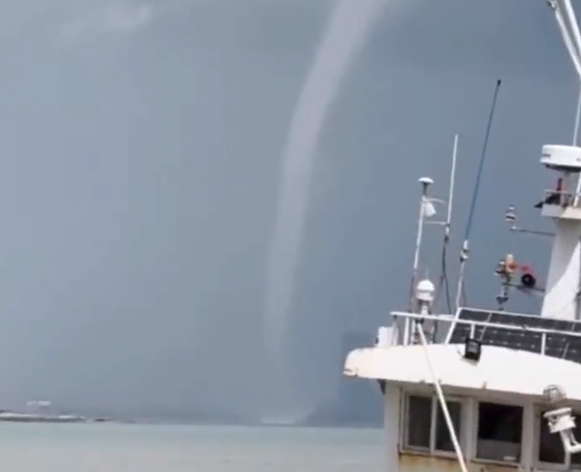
263,0,415,416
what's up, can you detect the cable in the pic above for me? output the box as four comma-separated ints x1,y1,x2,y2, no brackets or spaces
434,239,452,311
458,80,502,308
416,323,469,472
433,237,452,342
441,239,452,313
463,79,502,243
563,0,581,59
553,0,581,80
432,239,453,343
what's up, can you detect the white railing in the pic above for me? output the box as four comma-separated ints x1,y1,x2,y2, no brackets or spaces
542,189,581,208
388,310,581,356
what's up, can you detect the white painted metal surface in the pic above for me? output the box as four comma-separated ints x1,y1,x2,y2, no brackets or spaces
540,218,581,319
540,145,581,170
344,344,581,401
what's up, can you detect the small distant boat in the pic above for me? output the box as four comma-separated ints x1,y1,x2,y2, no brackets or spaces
0,412,86,423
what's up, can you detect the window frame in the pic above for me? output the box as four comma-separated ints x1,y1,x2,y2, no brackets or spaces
401,392,464,457
472,400,524,465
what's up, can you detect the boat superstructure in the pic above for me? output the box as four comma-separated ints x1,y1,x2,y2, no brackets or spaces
343,1,581,471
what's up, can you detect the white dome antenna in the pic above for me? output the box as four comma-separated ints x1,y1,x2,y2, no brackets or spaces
418,176,434,192
415,278,435,314
540,145,581,172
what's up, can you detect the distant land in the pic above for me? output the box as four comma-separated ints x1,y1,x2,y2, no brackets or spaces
75,331,383,427
51,375,383,427
6,332,382,428
64,396,382,427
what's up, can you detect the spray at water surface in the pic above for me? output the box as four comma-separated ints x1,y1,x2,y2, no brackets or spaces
263,0,398,415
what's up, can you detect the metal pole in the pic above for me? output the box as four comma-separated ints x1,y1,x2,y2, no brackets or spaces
416,324,468,472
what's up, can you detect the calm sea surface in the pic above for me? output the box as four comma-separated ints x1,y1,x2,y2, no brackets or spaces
0,423,384,472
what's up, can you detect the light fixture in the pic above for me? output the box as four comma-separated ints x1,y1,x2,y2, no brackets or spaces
463,337,482,362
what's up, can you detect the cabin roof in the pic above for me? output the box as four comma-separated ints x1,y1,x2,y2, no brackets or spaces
344,343,581,400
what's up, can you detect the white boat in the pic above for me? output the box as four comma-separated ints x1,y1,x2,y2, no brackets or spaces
343,2,581,471
0,400,86,423
0,412,86,423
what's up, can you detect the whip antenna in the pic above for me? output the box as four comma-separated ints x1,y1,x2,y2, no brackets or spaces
455,79,502,310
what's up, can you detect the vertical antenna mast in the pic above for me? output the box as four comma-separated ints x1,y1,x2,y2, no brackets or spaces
574,87,581,146
408,177,434,311
562,0,581,148
439,135,459,313
454,80,502,312
551,0,581,78
558,0,581,203
563,0,581,55
446,135,459,239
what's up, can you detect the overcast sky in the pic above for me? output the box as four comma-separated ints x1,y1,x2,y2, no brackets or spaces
0,0,574,419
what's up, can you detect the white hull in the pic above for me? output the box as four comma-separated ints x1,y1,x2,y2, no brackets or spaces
0,412,86,423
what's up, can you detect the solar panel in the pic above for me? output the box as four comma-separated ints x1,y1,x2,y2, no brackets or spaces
448,308,581,364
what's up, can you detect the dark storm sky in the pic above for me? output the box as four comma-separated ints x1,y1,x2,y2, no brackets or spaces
0,0,574,417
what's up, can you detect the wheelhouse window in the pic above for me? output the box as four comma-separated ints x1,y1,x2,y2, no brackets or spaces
403,394,462,454
435,399,462,452
406,395,431,449
476,402,523,463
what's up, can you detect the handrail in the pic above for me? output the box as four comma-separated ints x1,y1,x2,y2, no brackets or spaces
390,311,581,339
542,189,581,208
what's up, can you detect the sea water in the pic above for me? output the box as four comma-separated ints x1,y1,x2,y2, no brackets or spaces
0,423,383,472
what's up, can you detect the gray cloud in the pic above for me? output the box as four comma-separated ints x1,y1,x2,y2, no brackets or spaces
57,3,155,46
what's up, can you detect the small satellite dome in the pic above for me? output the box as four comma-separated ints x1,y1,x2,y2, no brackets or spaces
543,384,567,404
418,176,434,186
416,279,435,303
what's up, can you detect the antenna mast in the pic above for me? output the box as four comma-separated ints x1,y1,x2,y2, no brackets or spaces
454,80,502,312
446,135,459,241
564,0,581,149
573,87,581,146
557,0,581,201
408,135,460,313
408,177,434,311
438,135,459,313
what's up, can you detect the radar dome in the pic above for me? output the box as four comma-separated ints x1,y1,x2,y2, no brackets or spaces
416,279,435,303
